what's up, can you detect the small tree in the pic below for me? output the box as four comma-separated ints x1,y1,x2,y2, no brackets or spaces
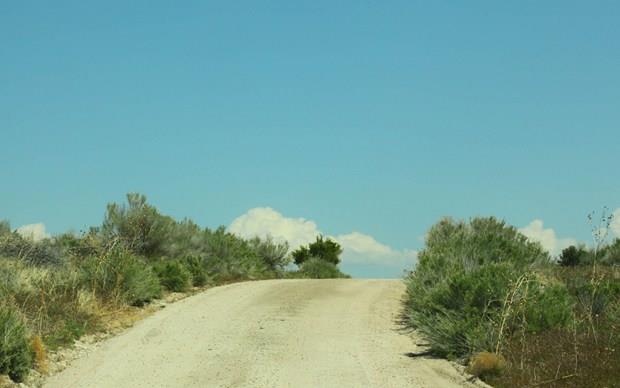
291,246,310,266
292,235,342,266
558,245,589,266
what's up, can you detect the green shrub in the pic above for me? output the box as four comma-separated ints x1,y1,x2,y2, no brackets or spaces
80,249,161,306
523,282,573,332
299,257,350,279
54,231,103,261
419,217,549,273
27,267,91,346
404,217,551,358
162,219,204,259
558,245,591,266
121,261,162,306
203,254,273,282
45,319,88,351
101,193,175,257
0,259,21,299
432,262,514,313
557,266,620,318
248,236,290,270
181,256,208,287
153,260,192,292
405,263,514,358
0,305,32,382
408,307,496,359
195,226,276,281
0,259,98,349
292,235,342,266
0,221,10,237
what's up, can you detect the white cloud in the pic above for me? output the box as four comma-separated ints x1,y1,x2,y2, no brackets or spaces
228,207,416,267
228,207,319,250
518,219,576,256
335,231,417,266
16,223,50,242
611,208,620,239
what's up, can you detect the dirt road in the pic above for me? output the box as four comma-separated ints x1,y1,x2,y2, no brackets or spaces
45,279,482,388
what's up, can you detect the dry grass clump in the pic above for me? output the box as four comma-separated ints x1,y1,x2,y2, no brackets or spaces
31,335,47,374
486,325,619,388
466,352,506,378
76,289,101,318
486,266,620,388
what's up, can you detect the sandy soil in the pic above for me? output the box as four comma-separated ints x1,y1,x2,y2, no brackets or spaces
44,279,485,388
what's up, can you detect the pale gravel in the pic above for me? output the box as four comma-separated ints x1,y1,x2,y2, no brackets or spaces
44,279,487,388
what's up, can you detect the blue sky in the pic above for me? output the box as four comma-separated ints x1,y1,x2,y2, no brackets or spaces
1,1,619,277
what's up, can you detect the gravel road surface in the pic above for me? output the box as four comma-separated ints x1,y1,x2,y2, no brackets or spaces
45,279,482,388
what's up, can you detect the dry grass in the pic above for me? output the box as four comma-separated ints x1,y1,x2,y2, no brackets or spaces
0,375,17,387
98,304,159,333
467,352,506,378
31,335,48,374
485,265,620,388
96,286,204,333
486,326,619,387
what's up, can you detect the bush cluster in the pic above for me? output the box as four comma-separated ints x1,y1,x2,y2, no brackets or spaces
290,236,349,279
292,235,342,266
181,256,208,287
558,239,620,266
0,193,352,382
153,260,192,292
405,216,620,387
403,217,572,359
0,224,60,266
1,258,99,347
100,195,292,276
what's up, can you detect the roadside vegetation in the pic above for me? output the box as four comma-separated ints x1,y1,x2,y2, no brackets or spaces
403,214,620,387
0,193,349,383
289,236,350,279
